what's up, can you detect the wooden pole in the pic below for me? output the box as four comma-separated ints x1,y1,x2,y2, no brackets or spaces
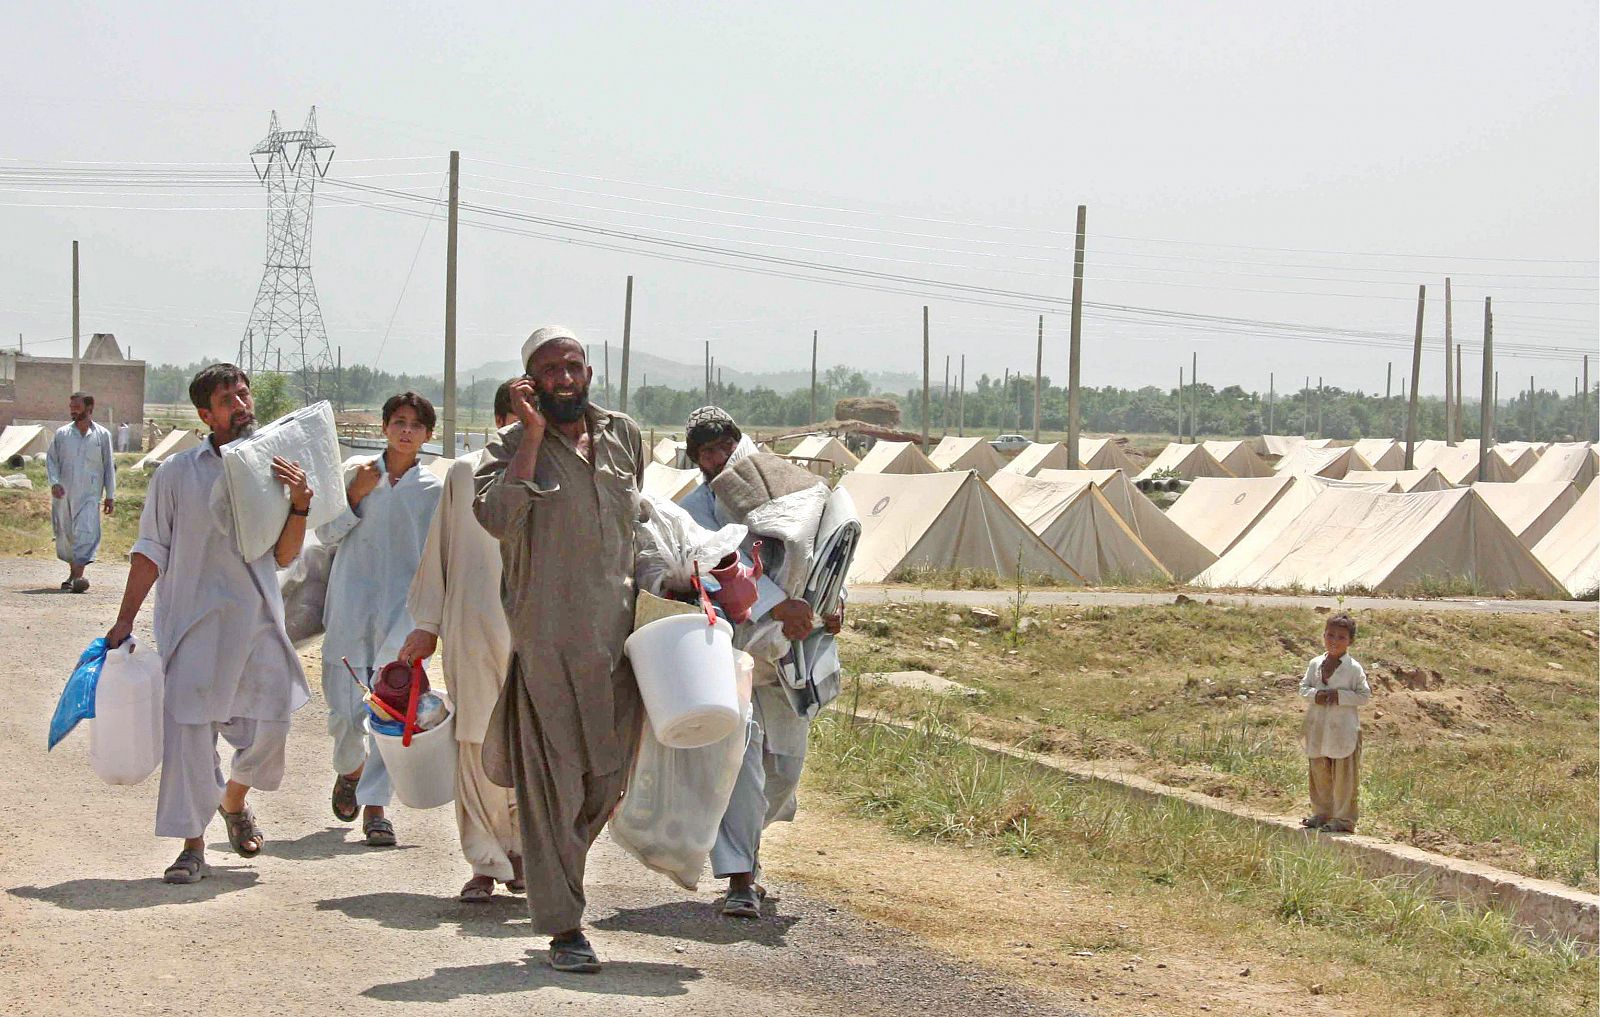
1066,205,1086,468
1177,367,1184,443
1444,277,1455,446
1317,376,1324,439
1036,313,1049,441
1189,351,1198,444
921,307,930,450
1529,375,1536,440
942,355,950,432
1493,372,1499,441
1268,372,1275,433
958,354,966,436
442,150,460,459
1304,376,1310,438
1403,284,1425,469
1478,298,1494,481
1002,367,1010,430
809,329,817,426
71,240,80,393
619,275,633,413
1585,354,1591,440
1455,346,1463,442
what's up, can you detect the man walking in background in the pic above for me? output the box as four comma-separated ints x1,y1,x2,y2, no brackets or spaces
47,391,116,593
474,327,645,973
400,380,521,902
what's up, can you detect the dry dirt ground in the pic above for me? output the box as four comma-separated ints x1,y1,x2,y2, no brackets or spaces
3,557,1445,1017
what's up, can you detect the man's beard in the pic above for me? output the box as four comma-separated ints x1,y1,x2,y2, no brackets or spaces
216,410,257,443
538,385,589,425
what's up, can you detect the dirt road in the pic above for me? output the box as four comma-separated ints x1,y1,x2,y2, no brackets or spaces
0,558,1080,1017
854,585,1594,615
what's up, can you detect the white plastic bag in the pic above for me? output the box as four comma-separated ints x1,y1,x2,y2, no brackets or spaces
89,639,164,786
635,493,747,597
610,651,754,889
219,401,348,561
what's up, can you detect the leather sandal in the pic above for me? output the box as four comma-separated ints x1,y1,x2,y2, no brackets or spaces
217,805,264,857
548,934,602,974
163,849,210,884
721,886,761,918
362,815,396,847
332,773,360,822
460,875,495,903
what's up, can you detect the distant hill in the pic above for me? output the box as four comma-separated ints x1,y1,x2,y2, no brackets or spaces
465,347,920,397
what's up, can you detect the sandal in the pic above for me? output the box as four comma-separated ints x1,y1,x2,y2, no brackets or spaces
332,773,360,822
363,815,397,847
163,849,210,884
460,875,495,903
505,855,526,894
218,805,264,857
70,577,89,594
548,934,602,974
60,580,72,591
721,885,761,919
1300,815,1326,829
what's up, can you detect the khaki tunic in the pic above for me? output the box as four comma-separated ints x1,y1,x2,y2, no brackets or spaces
473,405,645,935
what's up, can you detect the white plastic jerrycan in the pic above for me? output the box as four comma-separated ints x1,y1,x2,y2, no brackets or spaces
90,638,165,785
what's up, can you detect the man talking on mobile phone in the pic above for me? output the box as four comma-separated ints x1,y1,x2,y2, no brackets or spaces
472,326,646,974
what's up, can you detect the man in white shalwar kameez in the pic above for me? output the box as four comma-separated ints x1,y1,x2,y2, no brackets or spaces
318,392,443,847
105,364,313,884
47,391,116,593
400,381,520,901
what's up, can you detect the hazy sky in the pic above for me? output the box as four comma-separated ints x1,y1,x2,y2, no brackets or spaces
2,2,1595,398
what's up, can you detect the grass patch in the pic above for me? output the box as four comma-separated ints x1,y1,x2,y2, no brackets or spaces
0,455,149,560
840,601,1600,890
809,706,1596,1015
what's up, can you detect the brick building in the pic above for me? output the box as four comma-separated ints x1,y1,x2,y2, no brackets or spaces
0,334,146,441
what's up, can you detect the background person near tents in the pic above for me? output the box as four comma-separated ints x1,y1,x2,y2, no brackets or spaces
1299,612,1371,834
316,392,443,849
46,391,115,593
399,381,522,903
103,364,313,884
472,326,645,974
677,407,842,920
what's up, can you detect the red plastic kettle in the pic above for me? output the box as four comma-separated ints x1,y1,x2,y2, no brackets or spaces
708,540,764,624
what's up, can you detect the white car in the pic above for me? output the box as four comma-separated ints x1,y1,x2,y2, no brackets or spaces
989,434,1030,452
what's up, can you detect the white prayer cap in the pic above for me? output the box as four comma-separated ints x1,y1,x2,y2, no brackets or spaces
521,325,583,370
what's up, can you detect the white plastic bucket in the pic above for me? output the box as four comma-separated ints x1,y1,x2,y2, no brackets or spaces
366,696,456,809
624,614,742,749
90,639,164,786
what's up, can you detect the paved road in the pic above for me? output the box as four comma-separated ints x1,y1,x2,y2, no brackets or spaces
854,585,1595,615
0,558,1080,1017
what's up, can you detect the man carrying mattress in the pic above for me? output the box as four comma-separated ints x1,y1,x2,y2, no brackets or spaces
103,364,313,884
679,408,843,920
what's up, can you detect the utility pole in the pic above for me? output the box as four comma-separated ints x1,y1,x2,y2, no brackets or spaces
921,306,930,451
1529,375,1536,440
704,340,711,405
942,355,950,432
1404,284,1425,468
1003,368,1010,430
71,240,80,392
1455,346,1463,442
1585,354,1592,440
1066,205,1086,469
1493,372,1499,441
1177,367,1185,443
1444,277,1455,446
958,354,966,437
442,150,460,459
1036,313,1049,441
1385,362,1393,438
1478,298,1494,481
619,275,633,413
1316,376,1323,439
1189,351,1198,444
1304,376,1311,438
1268,372,1275,433
809,329,817,426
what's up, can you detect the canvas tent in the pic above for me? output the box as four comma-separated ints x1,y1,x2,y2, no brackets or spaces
1533,482,1599,598
788,435,860,474
651,438,688,468
1194,487,1565,597
642,462,703,503
134,428,202,471
1351,439,1404,471
1165,474,1300,557
1473,482,1579,547
1135,442,1233,482
0,424,50,466
1272,444,1371,480
1001,441,1073,477
928,435,1006,479
838,471,1082,584
1519,443,1596,491
1035,468,1216,580
1339,468,1453,493
853,440,940,476
988,472,1171,583
1415,444,1517,485
1078,437,1143,473
1202,440,1273,478
1491,444,1540,479
1254,434,1306,460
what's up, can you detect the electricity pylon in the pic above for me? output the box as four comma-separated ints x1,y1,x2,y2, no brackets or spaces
239,107,336,403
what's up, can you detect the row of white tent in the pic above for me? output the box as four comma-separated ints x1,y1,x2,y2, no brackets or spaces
644,452,1597,599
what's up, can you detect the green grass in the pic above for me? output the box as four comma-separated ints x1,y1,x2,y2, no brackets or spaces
0,455,149,560
839,601,1600,890
810,706,1596,1016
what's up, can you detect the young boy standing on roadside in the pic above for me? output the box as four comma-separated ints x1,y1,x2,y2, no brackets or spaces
1299,612,1370,833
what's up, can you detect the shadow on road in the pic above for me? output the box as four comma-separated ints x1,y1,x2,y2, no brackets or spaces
594,900,799,947
9,867,261,909
17,588,70,595
315,890,530,939
261,826,417,861
361,953,702,1002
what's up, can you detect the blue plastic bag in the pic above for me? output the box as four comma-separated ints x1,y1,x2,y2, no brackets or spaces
48,638,109,750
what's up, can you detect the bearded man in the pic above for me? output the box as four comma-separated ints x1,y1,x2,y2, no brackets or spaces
47,391,115,593
473,327,645,973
